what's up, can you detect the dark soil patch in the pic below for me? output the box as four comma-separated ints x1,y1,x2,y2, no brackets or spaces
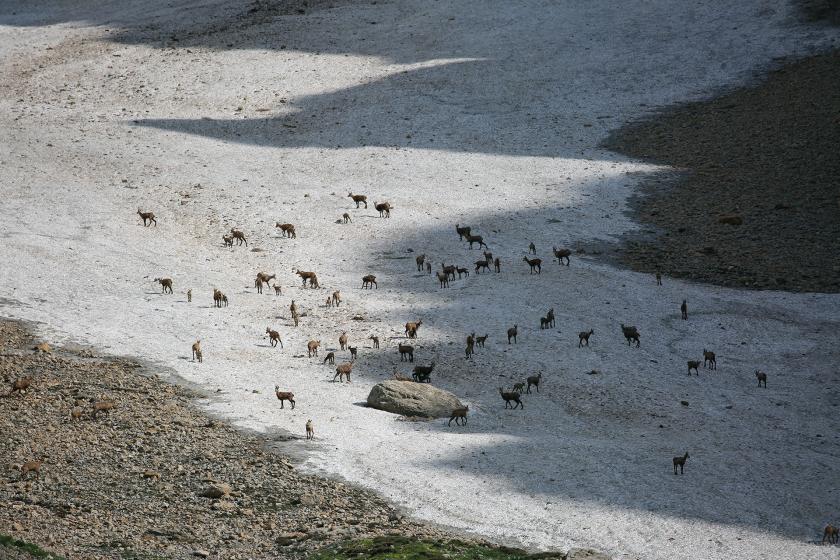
603,49,840,293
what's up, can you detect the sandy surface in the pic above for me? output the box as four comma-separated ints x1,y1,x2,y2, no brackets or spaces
1,1,839,559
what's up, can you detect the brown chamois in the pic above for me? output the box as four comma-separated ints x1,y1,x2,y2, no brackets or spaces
546,308,556,328
9,377,31,396
137,208,157,226
375,201,392,217
222,234,233,247
466,332,475,348
494,257,501,273
755,370,767,388
656,272,662,285
332,291,342,306
578,329,594,347
823,524,839,544
191,340,202,362
20,459,43,480
540,315,551,330
412,362,435,383
213,288,227,308
499,387,523,409
273,284,282,295
323,352,335,365
441,263,457,280
448,405,469,426
405,320,422,338
673,452,689,475
307,340,320,358
528,241,537,255
222,294,228,306
342,212,352,223
703,349,717,370
415,254,426,272
483,251,494,263
526,372,542,394
507,324,518,344
523,256,542,274
398,343,414,362
455,224,471,241
306,419,314,440
348,346,358,361
154,277,173,294
687,360,700,375
467,234,488,249
620,324,640,347
474,259,491,274
92,400,115,418
456,266,470,279
436,271,450,288
274,386,295,409
680,299,688,320
347,192,368,208
266,328,283,348
295,270,318,287
334,362,353,383
275,222,297,238
338,332,348,350
425,261,432,275
254,272,276,294
512,382,525,394
368,335,380,349
475,334,488,348
465,341,474,360
230,228,247,246
362,274,378,289
326,295,334,307
552,247,571,266
187,289,192,302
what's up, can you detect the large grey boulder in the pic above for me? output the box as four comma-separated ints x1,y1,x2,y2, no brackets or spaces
366,380,464,419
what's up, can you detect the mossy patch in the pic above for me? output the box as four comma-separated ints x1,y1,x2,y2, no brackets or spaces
311,536,566,560
0,534,65,559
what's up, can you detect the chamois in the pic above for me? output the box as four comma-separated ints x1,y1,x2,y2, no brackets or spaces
441,263,457,280
334,362,352,383
656,272,662,285
494,257,501,272
375,201,392,217
578,329,594,347
467,234,488,249
448,406,469,426
546,308,556,328
327,296,335,307
499,387,523,409
398,343,414,362
755,370,767,388
191,340,202,362
70,407,83,421
230,228,247,246
412,362,435,383
483,251,493,263
507,324,518,344
306,419,314,440
274,386,295,409
475,334,488,348
273,284,282,295
222,234,233,247
154,278,173,294
436,271,450,288
540,316,551,330
552,247,571,266
416,254,426,272
474,259,491,274
296,270,318,287
342,212,352,223
455,224,471,241
213,289,228,308
369,335,380,349
323,352,335,365
254,272,276,294
347,192,368,208
673,452,689,475
137,208,157,226
526,372,542,394
465,341,474,360
362,274,378,289
523,256,542,274
681,300,688,320
426,261,432,274
266,328,283,348
187,289,192,302
687,360,700,375
528,241,537,255
512,382,525,394
348,346,358,361
331,291,342,306
338,332,348,350
9,377,31,396
823,524,839,544
456,266,469,279
20,459,43,480
620,324,640,347
92,400,115,418
307,340,320,358
703,349,717,370
275,222,297,238
405,320,422,338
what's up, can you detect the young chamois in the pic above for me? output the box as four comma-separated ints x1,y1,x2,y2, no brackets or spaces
361,274,378,289
578,329,594,347
191,340,202,363
415,254,426,272
426,261,432,275
546,308,556,328
552,247,571,266
306,419,314,440
154,278,173,294
9,377,31,396
20,459,43,480
507,324,518,344
375,201,392,217
342,212,352,223
467,234,488,249
230,228,247,246
687,360,700,375
334,362,352,383
368,335,380,349
528,241,537,255
755,370,767,388
338,332,348,350
348,346,358,361
499,387,523,409
474,259,491,274
673,452,689,475
441,263,457,280
347,192,368,208
137,208,157,226
475,334,488,348
455,224,471,241
412,362,435,383
274,386,295,409
436,271,450,288
656,272,662,285
703,349,717,370
456,266,470,279
275,222,297,238
222,234,233,247
483,251,493,263
212,289,227,308
307,340,320,358
323,352,335,365
266,328,283,348
289,300,299,327
405,320,422,338
448,405,469,426
187,289,192,302
273,284,282,295
823,524,839,544
620,324,640,347
295,270,318,287
681,299,688,320
465,338,475,360
526,373,542,394
254,272,276,294
398,343,414,362
523,256,542,274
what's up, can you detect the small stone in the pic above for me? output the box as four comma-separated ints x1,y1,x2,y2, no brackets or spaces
193,550,210,558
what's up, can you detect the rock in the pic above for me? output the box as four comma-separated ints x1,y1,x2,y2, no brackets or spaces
193,550,210,558
718,214,743,225
567,548,612,560
199,483,231,499
366,380,464,419
33,342,52,353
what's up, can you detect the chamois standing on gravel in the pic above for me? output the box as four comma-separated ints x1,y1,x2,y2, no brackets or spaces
398,343,414,362
455,224,471,241
20,459,43,480
338,332,348,350
673,452,689,475
254,272,275,294
436,271,450,288
307,340,320,358
528,242,536,255
465,338,475,360
823,524,839,544
681,300,688,320
230,228,247,246
415,254,426,272
405,320,422,338
703,349,717,370
342,212,352,223
687,360,700,375
296,270,318,287
553,247,571,266
334,362,353,383
526,373,542,394
274,386,295,409
512,382,525,394
499,387,523,409
620,324,640,347
425,261,432,274
475,334,488,348
507,324,518,344
412,362,435,383
289,300,299,327
456,266,469,278
222,234,233,247
369,335,380,349
348,346,358,361
323,351,335,365
187,289,192,302
154,278,173,294
266,328,283,348
546,308,555,328
362,274,377,289
448,406,469,426
375,201,392,217
523,256,542,274
8,377,31,396
494,258,501,273
474,259,491,274
273,284,282,295
656,272,662,286
191,340,202,363
579,329,594,347
213,289,228,308
137,208,156,226
275,223,296,238
441,263,457,280
92,400,115,419
467,234,488,249
331,291,341,306
755,370,767,388
306,419,314,440
347,192,368,208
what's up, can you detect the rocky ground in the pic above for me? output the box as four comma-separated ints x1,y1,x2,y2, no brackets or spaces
603,48,840,293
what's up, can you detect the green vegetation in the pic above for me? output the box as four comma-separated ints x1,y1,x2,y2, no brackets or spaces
0,534,64,559
311,536,565,560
